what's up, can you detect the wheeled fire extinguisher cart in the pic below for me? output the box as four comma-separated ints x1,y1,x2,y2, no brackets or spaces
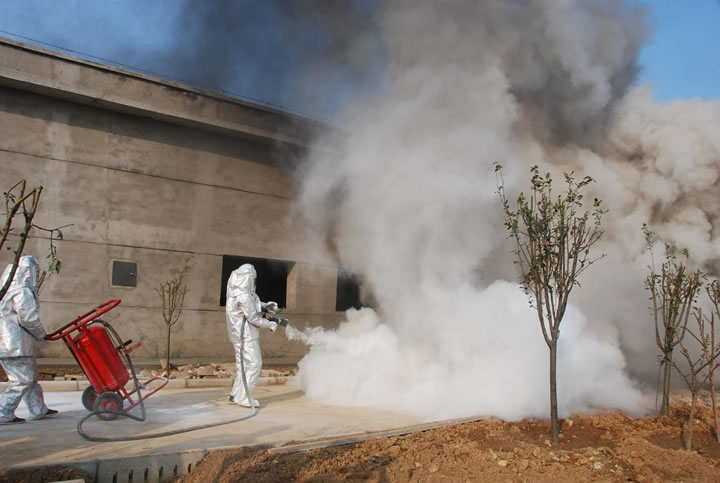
46,299,168,421
46,299,262,442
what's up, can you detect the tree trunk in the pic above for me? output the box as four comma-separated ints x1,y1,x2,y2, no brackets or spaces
550,340,559,444
711,368,720,442
686,391,697,450
662,351,673,416
165,326,172,377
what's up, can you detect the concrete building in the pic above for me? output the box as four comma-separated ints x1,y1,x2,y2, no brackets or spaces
0,37,350,361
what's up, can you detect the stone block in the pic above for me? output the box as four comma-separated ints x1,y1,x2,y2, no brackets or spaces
38,381,78,392
256,376,289,386
195,366,215,377
186,378,232,388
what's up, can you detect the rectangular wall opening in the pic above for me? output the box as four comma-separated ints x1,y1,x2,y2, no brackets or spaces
220,255,294,307
336,271,375,311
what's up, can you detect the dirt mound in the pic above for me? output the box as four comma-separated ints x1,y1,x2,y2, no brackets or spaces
0,465,92,483
177,403,720,482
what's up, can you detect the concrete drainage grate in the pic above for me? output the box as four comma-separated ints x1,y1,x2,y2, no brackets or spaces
12,449,209,483
96,450,208,483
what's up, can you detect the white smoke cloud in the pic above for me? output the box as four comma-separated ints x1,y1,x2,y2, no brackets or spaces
291,0,720,422
288,281,648,421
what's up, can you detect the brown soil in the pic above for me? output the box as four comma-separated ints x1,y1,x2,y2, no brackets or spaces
0,465,92,483
175,403,720,482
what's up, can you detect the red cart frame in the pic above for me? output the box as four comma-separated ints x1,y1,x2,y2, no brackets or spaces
46,299,168,419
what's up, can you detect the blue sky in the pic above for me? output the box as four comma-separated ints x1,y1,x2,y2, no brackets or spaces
0,0,717,113
637,0,720,101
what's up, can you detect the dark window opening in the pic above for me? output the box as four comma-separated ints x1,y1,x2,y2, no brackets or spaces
336,272,374,311
111,261,137,287
220,255,293,307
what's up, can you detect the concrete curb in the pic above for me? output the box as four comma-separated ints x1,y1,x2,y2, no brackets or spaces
1,415,489,483
36,357,301,366
0,376,295,392
267,415,488,454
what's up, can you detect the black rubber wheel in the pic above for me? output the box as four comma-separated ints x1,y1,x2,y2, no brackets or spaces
93,392,124,421
81,386,98,411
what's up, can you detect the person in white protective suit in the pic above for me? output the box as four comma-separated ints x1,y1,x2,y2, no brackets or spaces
225,263,279,407
0,255,58,424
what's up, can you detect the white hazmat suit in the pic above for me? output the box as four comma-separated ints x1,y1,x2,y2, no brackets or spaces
0,255,55,424
225,264,278,407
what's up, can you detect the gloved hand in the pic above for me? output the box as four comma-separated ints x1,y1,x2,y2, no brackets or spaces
269,321,278,332
36,334,49,348
263,301,279,312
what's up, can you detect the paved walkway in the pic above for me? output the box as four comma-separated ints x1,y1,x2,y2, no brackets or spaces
0,384,422,468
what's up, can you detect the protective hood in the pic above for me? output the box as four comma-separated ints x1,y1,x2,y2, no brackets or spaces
1,255,39,295
227,263,256,297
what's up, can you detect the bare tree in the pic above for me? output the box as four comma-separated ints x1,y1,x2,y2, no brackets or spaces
497,164,605,444
644,225,703,416
156,259,191,376
707,280,720,441
673,307,720,450
35,226,64,295
1,180,66,299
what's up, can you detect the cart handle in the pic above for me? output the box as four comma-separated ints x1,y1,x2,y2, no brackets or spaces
45,299,122,341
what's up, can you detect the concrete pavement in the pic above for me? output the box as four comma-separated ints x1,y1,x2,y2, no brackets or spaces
0,383,423,469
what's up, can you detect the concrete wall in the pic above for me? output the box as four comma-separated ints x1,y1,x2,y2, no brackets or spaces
0,39,343,360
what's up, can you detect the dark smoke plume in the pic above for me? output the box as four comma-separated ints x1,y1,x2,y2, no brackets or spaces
165,0,384,116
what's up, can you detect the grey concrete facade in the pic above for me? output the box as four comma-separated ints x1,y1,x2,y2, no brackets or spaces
0,37,342,359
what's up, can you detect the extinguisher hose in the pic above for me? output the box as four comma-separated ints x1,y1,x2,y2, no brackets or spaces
76,319,258,442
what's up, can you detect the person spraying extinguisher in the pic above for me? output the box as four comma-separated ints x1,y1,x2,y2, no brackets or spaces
225,263,287,408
